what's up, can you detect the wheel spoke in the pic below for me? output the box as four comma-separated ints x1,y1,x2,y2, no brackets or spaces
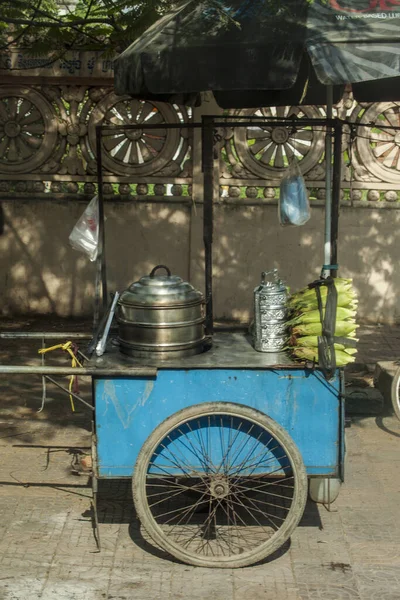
185,422,214,471
251,138,270,154
234,481,294,501
8,97,18,120
19,107,41,126
225,423,255,471
229,491,280,532
229,441,281,479
260,143,276,164
143,134,164,152
104,134,125,152
176,427,212,471
274,145,284,168
155,491,209,523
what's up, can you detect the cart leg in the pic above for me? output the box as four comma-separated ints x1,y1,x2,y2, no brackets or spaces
91,432,101,551
92,472,101,551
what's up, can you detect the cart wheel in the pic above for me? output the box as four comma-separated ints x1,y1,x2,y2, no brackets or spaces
390,365,400,420
133,402,307,568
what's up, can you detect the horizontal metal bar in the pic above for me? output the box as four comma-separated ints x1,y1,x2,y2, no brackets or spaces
99,119,335,134
0,332,91,339
0,365,157,376
13,444,91,449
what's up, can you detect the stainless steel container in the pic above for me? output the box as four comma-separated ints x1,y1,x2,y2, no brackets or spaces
253,269,288,353
117,265,206,359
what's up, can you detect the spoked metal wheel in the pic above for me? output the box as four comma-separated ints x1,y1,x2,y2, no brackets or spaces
133,403,307,568
390,365,400,420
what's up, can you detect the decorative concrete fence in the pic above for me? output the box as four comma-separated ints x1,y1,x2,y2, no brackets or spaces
1,52,400,322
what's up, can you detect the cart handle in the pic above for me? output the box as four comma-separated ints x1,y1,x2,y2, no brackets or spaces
149,265,171,278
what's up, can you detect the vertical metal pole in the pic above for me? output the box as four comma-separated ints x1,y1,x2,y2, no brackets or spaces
331,120,342,277
202,116,214,335
39,335,46,413
323,86,333,278
95,126,108,329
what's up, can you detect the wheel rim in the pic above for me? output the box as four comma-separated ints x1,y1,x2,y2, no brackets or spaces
391,367,400,420
134,405,307,567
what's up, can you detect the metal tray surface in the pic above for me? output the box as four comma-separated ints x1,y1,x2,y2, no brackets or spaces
89,331,302,371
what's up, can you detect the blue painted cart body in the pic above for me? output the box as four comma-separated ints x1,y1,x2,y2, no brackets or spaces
93,335,345,480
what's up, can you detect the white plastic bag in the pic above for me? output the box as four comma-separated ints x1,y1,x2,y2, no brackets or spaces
68,196,99,261
279,160,311,227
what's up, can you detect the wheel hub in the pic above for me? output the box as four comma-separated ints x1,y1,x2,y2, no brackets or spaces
271,127,289,144
209,476,230,499
4,121,21,138
126,128,143,141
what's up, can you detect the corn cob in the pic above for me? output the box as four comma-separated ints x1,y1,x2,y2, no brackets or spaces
287,278,358,367
287,306,356,326
288,291,358,311
291,346,356,366
291,321,359,337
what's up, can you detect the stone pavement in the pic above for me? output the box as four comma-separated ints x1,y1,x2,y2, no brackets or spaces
0,321,399,599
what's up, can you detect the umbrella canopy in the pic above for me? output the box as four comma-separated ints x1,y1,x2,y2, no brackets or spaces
114,0,400,107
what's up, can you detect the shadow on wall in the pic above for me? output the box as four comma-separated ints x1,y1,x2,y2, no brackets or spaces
0,199,191,317
0,199,400,323
190,203,400,325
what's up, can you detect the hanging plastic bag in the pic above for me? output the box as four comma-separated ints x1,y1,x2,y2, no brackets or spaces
279,160,311,226
68,196,99,261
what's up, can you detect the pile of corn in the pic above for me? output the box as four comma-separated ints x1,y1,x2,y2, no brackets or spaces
287,278,358,366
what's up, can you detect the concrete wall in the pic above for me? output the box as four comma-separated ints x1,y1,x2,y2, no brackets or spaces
1,199,400,323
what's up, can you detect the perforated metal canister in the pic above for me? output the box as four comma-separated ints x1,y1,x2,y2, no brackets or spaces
253,269,288,352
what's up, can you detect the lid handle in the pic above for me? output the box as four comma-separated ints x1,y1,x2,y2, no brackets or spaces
261,268,279,284
149,265,171,278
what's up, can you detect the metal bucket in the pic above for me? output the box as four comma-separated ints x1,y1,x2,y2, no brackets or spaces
117,265,206,359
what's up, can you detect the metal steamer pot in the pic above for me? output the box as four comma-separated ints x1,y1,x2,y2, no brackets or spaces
117,265,206,359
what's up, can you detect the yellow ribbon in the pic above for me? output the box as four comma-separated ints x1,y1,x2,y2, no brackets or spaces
38,341,83,411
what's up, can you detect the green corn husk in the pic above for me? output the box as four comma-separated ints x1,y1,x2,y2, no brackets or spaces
289,279,353,301
292,335,359,349
288,291,358,311
291,347,356,366
287,306,356,326
292,321,359,337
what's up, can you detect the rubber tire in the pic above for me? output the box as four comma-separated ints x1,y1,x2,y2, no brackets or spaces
133,402,308,568
390,365,400,420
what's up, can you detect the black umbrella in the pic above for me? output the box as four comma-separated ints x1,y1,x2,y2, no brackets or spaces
114,0,400,106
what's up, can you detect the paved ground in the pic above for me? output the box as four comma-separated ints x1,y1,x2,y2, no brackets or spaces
0,320,399,599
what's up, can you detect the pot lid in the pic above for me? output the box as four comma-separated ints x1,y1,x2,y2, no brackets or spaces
119,265,203,307
255,269,287,294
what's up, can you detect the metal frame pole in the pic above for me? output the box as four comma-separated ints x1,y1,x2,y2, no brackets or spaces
202,115,214,335
323,86,334,277
331,120,343,276
95,126,108,328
